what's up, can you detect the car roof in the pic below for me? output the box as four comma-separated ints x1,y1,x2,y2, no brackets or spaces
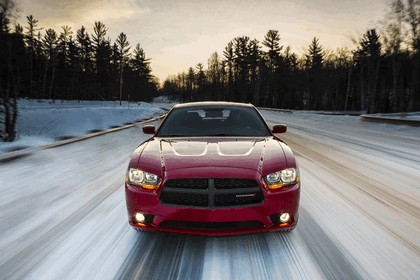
173,101,255,109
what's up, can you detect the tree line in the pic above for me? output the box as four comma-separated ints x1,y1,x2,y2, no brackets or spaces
1,0,158,141
161,0,420,114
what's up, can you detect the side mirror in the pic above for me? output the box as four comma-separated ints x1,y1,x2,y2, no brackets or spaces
272,124,287,134
142,125,156,134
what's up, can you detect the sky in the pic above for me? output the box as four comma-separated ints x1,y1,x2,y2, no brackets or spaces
14,0,387,82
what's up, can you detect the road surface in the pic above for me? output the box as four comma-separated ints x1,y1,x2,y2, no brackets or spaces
0,110,419,279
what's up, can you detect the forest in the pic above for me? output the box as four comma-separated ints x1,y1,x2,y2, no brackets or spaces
1,0,420,141
0,1,158,141
162,0,419,115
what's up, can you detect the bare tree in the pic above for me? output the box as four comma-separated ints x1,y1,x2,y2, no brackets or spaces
405,0,420,110
1,0,20,141
382,0,405,111
0,0,16,33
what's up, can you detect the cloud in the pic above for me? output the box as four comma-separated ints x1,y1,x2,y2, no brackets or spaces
16,0,386,81
69,0,150,24
18,0,150,34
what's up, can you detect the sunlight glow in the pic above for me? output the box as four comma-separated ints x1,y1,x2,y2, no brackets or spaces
17,0,386,81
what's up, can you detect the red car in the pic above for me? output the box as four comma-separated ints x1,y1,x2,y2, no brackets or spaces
125,102,300,235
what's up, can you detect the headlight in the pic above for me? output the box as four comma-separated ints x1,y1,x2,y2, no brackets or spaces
126,168,160,190
264,168,299,190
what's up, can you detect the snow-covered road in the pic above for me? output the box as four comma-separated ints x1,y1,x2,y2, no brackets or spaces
0,110,419,279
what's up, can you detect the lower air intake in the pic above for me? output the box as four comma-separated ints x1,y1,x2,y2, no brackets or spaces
159,220,264,231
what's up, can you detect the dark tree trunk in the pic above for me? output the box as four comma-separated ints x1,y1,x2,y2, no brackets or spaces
408,52,419,111
344,66,352,111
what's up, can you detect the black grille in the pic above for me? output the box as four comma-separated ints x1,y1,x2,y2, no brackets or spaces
159,220,264,230
164,178,208,189
214,178,259,189
160,178,264,208
215,192,264,207
160,192,208,207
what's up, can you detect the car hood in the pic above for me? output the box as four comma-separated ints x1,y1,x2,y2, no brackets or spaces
137,137,290,174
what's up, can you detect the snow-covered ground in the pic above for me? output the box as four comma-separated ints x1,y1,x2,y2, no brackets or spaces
0,99,168,154
2,99,418,156
367,112,420,120
0,107,419,279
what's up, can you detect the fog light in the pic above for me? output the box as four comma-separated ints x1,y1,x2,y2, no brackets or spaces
279,213,290,223
134,213,145,223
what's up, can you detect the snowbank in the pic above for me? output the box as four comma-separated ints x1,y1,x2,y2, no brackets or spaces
0,99,167,154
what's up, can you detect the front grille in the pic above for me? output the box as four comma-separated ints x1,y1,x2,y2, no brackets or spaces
215,192,263,206
159,220,264,230
160,178,264,208
160,192,208,207
164,178,208,189
214,178,259,189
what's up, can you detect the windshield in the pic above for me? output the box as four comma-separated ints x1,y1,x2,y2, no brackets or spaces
156,106,271,137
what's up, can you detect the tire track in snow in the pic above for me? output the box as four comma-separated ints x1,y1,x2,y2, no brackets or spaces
0,178,123,280
115,233,207,280
282,132,420,254
298,208,365,280
1,115,419,279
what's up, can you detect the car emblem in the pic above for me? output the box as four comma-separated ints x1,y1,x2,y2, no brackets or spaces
235,193,257,198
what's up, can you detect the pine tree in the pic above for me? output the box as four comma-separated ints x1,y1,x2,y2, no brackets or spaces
305,37,324,109
57,25,72,67
186,67,195,100
92,21,111,99
42,28,58,100
355,29,381,112
131,43,151,81
115,32,130,104
262,30,283,106
195,63,206,100
76,26,93,73
248,39,260,104
25,15,42,98
262,30,282,71
223,41,234,98
233,36,250,101
306,37,324,70
207,52,222,100
129,43,154,100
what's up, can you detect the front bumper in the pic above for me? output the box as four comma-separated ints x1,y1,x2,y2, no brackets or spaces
125,180,300,236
